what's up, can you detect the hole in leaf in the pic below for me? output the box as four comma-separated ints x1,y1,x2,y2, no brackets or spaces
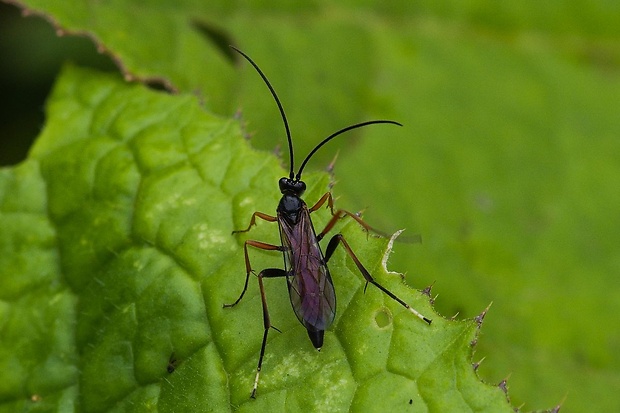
374,308,392,328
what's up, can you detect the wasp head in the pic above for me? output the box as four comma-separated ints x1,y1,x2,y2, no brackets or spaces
279,177,306,196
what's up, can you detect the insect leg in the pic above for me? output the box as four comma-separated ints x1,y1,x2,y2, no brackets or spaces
232,211,277,234
308,191,335,215
252,268,287,399
316,208,386,241
223,240,283,308
324,234,432,324
309,192,393,241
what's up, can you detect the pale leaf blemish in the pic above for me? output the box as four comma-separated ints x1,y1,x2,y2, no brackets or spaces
192,222,209,235
272,351,316,380
155,193,182,211
315,372,351,411
197,228,228,249
381,230,404,275
239,197,254,207
133,260,145,271
49,293,64,305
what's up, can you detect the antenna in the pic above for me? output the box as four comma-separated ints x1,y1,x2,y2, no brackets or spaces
295,120,402,180
231,46,295,179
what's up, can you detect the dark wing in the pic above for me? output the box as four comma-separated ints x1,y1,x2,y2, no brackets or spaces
279,206,336,332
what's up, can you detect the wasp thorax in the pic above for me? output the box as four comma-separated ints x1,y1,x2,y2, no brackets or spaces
279,177,306,196
278,194,303,224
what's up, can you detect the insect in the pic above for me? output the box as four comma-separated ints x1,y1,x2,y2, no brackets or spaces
225,46,432,398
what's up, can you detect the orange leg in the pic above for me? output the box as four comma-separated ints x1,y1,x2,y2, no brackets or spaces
223,238,287,398
232,211,277,234
223,240,283,308
310,192,387,241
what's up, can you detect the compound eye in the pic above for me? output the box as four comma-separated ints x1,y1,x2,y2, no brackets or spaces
279,177,306,195
278,177,292,192
294,180,306,195
278,177,288,191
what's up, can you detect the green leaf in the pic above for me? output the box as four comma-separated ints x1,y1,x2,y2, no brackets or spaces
0,66,515,412
10,0,236,112
7,1,619,411
333,21,620,413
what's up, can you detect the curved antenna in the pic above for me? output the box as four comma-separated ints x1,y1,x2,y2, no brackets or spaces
295,120,402,180
231,46,295,179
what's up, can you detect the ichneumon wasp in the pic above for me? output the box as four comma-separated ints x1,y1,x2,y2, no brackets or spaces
225,46,432,399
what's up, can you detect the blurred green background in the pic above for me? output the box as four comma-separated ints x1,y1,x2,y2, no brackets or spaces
1,1,619,411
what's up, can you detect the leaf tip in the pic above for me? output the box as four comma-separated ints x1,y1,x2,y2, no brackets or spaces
475,301,493,327
549,393,567,412
498,374,512,395
472,356,486,372
421,282,435,298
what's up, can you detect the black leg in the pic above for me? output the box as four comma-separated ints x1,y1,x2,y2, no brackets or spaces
325,234,431,324
251,268,287,399
224,240,283,308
